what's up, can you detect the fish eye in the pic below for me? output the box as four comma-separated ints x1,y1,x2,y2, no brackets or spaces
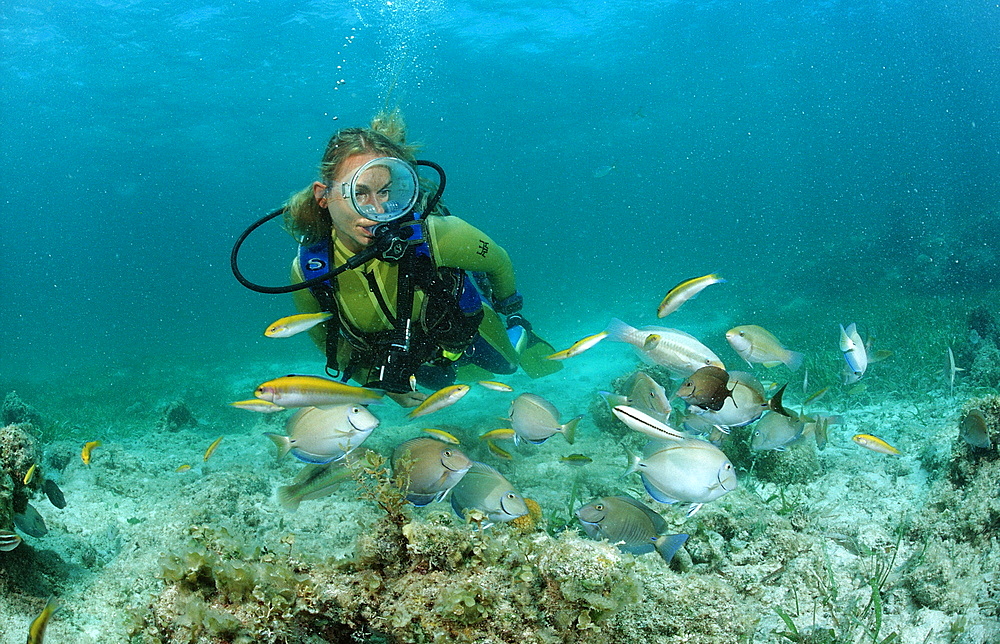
724,463,733,471
443,450,452,457
506,493,516,499
595,504,604,511
739,331,746,336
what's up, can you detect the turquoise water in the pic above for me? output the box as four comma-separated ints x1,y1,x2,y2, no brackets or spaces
2,1,999,642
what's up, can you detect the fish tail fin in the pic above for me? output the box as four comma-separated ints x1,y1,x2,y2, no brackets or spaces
276,485,301,511
603,317,633,343
654,533,689,564
768,384,791,417
263,433,292,461
562,415,583,445
621,445,641,479
784,351,804,372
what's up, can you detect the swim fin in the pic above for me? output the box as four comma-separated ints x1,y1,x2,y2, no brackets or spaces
518,329,563,379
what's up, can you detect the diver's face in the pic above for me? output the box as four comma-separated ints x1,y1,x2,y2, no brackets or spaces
313,152,386,253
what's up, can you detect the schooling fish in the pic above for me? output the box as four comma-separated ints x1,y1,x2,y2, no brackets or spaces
392,437,472,507
229,399,286,413
203,436,224,462
726,325,803,371
421,428,461,444
265,404,379,464
577,495,689,563
450,461,528,525
407,384,470,419
750,411,808,451
276,449,375,511
624,438,737,515
657,273,726,318
264,312,333,338
676,365,734,412
478,380,514,392
26,596,59,644
604,318,725,378
545,331,608,360
852,433,900,455
507,393,581,445
255,374,384,407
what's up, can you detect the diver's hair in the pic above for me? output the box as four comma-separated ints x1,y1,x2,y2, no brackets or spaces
284,110,428,244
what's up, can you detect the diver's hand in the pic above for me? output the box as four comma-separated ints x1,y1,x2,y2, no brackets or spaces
387,390,428,408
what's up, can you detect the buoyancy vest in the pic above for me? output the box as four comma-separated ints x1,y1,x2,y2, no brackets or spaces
297,216,485,380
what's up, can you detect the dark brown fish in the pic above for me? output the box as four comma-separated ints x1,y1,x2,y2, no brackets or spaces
676,366,734,411
43,479,67,509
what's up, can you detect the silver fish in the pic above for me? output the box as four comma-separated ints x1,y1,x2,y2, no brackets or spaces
392,437,472,507
508,393,581,445
264,404,379,464
687,371,787,428
750,411,807,451
576,495,689,563
450,461,528,524
625,439,737,515
604,318,725,378
624,371,672,421
959,409,991,449
839,323,868,380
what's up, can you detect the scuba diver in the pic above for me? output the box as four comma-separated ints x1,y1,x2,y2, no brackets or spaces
232,112,560,407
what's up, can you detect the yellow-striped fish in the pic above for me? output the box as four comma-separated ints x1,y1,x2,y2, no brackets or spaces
545,331,608,360
81,440,101,465
407,384,470,419
479,428,516,441
175,464,192,473
255,374,384,407
264,312,333,338
229,399,286,413
27,596,58,644
852,434,900,455
23,463,37,485
203,436,224,462
657,273,726,318
478,381,513,392
422,428,461,444
486,440,513,460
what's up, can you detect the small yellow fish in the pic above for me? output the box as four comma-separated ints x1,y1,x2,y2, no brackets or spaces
203,436,224,462
478,380,514,392
407,384,470,419
81,440,101,465
27,596,58,644
657,273,726,318
486,440,513,460
852,434,900,455
264,312,333,338
559,454,593,466
421,428,461,444
229,399,286,413
255,374,384,407
643,334,662,350
23,463,37,485
545,331,609,360
479,428,517,441
175,464,192,473
802,386,830,407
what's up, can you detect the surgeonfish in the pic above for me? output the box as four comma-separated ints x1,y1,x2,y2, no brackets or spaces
264,404,379,464
276,449,375,511
392,437,472,507
264,312,333,338
13,503,48,538
507,393,582,445
839,323,868,382
26,596,59,644
545,331,609,360
657,273,726,318
407,384,470,419
81,440,101,465
852,433,900,455
687,371,789,428
255,374,384,407
42,479,66,509
625,439,737,515
676,365,734,412
604,318,725,378
726,325,804,371
450,461,528,525
0,530,22,552
229,399,286,413
624,371,673,421
750,411,808,451
576,495,689,563
959,409,991,449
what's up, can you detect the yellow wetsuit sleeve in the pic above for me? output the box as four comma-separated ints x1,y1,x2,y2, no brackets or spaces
426,216,517,301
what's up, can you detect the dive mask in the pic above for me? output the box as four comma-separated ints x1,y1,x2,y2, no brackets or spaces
333,156,419,223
